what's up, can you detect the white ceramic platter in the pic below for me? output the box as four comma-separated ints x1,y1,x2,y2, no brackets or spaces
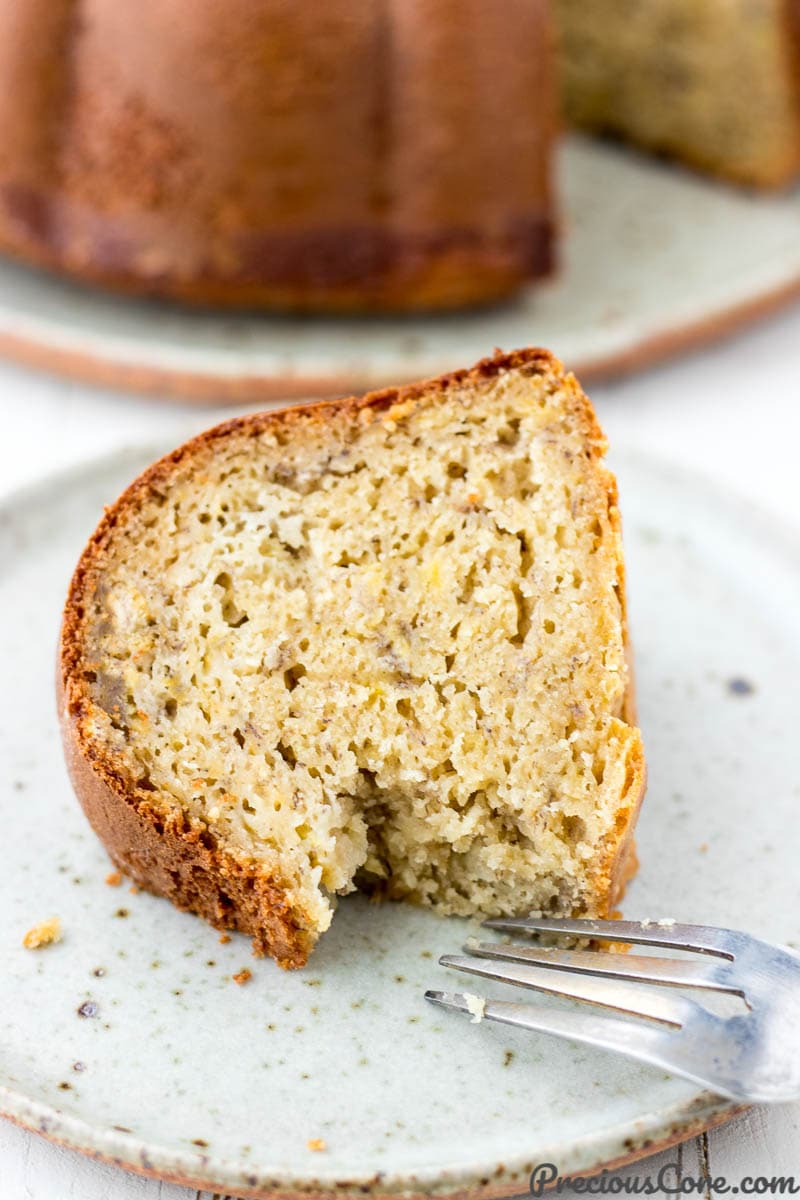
1,136,800,403
1,443,799,1199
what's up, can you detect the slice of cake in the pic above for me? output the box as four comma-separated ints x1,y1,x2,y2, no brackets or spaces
59,349,645,969
554,0,800,187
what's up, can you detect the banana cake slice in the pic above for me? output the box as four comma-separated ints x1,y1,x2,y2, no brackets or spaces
60,349,645,968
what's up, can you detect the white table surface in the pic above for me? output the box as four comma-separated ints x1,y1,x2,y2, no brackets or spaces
1,306,800,1195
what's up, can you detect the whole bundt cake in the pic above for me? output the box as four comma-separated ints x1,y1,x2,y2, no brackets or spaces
0,0,556,311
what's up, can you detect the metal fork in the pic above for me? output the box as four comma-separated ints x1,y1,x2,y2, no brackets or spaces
425,917,800,1102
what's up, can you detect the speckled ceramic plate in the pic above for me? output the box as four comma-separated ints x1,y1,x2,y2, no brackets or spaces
2,136,800,403
1,442,798,1199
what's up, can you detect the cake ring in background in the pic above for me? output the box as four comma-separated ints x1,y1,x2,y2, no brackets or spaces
0,0,555,313
1,2,800,403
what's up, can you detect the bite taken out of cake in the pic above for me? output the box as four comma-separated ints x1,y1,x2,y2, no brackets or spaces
59,349,646,968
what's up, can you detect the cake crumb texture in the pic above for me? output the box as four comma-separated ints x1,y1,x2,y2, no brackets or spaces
60,348,645,967
554,0,800,186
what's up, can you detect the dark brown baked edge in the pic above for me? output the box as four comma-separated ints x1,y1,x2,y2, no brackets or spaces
59,347,645,966
58,685,315,968
0,196,554,311
593,464,647,917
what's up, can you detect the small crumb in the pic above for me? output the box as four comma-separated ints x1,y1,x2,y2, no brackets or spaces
77,1000,99,1019
698,843,709,854
192,1138,209,1148
23,917,62,950
307,1138,326,1153
219,933,231,944
657,918,676,927
233,969,252,986
606,940,632,954
114,909,129,919
503,1049,514,1067
463,992,486,1023
57,1081,72,1091
105,871,123,887
129,884,140,895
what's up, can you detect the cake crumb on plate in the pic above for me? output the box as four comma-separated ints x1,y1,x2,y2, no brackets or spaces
307,1138,326,1152
464,993,486,1023
233,969,252,986
23,917,62,949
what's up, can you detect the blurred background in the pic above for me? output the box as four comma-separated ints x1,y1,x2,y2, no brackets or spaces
1,0,800,401
0,1,799,1197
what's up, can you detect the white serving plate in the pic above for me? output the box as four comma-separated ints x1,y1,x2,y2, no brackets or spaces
0,443,798,1198
1,136,800,403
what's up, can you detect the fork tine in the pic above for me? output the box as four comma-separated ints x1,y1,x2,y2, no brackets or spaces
482,917,739,959
424,991,743,1097
440,953,693,1027
467,942,743,996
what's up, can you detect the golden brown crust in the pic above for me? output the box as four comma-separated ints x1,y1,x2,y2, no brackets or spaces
59,347,644,964
58,671,314,969
0,0,555,310
58,347,567,569
551,372,646,917
595,742,646,915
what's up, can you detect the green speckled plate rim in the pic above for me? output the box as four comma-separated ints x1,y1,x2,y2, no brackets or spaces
0,1082,743,1199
